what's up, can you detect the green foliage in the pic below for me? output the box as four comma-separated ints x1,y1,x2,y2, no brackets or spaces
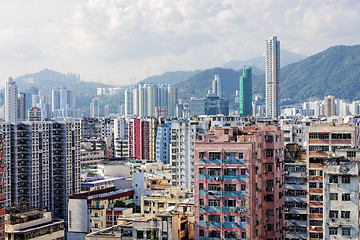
280,45,360,101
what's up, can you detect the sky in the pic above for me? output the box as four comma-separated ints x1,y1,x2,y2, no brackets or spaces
0,0,359,86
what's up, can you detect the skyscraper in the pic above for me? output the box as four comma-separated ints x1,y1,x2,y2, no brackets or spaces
17,92,26,121
324,95,335,117
212,74,221,98
239,67,252,117
265,35,280,119
0,120,81,220
5,77,18,122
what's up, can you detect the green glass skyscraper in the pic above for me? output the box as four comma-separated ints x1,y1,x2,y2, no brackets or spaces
239,67,252,116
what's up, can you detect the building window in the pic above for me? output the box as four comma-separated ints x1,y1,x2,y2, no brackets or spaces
266,150,273,157
199,183,204,190
330,193,338,201
208,199,220,207
309,220,323,226
199,215,204,221
240,200,246,207
342,193,350,201
241,184,246,191
310,208,323,214
347,151,356,158
209,231,221,238
332,133,351,139
224,168,236,176
342,176,350,184
199,152,204,159
199,199,204,206
238,152,244,159
309,170,316,176
265,135,273,143
309,145,329,152
240,216,246,222
265,194,274,202
329,210,339,218
309,182,317,188
137,231,144,238
199,168,204,174
225,232,237,239
208,168,221,176
329,227,338,235
224,184,236,192
268,164,273,172
208,215,220,222
241,232,246,238
199,230,204,237
309,195,323,201
329,176,338,183
209,152,221,160
267,224,274,231
266,209,274,216
224,215,236,222
342,228,351,236
224,199,236,207
309,133,329,139
208,184,221,191
341,211,350,218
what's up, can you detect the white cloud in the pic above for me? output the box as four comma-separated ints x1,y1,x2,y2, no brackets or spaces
0,0,359,85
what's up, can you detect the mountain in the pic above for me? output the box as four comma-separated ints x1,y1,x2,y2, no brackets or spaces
280,45,360,101
139,70,201,85
222,49,307,70
14,69,112,96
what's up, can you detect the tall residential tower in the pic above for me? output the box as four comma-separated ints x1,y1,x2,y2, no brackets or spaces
239,67,252,117
265,35,280,119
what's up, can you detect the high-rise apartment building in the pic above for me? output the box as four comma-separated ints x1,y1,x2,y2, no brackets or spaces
17,92,26,121
90,98,100,117
194,125,285,239
170,119,203,191
5,77,18,122
239,67,252,117
306,123,358,239
212,74,221,98
0,120,81,220
324,95,336,117
128,118,150,160
266,35,280,119
284,144,308,239
124,84,178,117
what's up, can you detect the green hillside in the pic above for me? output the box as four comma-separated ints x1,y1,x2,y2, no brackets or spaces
280,45,360,101
177,45,360,106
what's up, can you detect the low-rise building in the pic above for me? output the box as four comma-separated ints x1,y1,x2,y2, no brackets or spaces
141,187,186,214
86,209,194,240
68,187,134,240
5,209,64,240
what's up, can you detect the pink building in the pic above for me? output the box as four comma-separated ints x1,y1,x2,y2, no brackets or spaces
194,125,284,239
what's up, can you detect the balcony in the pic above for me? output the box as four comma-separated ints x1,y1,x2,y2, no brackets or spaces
199,174,245,182
199,190,246,198
89,204,105,209
199,158,245,165
199,221,246,229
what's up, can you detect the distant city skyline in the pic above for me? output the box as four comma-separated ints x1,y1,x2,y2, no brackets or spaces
0,0,359,86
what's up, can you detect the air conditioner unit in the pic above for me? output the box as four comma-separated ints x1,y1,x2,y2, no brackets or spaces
239,208,246,213
284,171,289,175
214,177,219,181
230,207,236,213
